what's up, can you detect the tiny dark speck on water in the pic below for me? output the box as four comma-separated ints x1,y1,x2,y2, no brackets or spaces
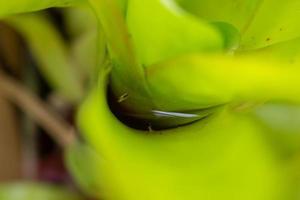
266,38,271,42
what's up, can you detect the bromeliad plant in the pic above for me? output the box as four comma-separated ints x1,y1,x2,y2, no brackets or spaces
1,0,300,199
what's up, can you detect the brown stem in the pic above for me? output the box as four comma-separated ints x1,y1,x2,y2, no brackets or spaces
0,70,76,148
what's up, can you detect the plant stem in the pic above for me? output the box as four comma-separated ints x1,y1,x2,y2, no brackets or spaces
0,70,76,148
88,0,154,113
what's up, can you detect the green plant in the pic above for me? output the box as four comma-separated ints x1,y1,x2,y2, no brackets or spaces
1,0,300,200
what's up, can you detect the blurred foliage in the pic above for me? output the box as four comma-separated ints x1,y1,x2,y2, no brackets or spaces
0,183,83,200
1,0,300,200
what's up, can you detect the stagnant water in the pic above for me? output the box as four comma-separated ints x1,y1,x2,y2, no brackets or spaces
107,87,222,131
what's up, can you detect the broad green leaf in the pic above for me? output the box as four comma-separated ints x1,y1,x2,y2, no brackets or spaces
240,0,300,50
240,37,300,66
0,0,83,18
127,0,224,66
6,13,84,103
0,183,82,200
77,2,300,200
174,0,300,51
146,54,300,111
175,0,260,31
65,142,104,198
77,76,291,200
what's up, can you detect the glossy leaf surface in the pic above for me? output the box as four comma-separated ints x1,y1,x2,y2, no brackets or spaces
77,74,292,200
240,0,300,50
127,0,223,66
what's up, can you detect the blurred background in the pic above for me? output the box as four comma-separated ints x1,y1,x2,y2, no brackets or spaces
0,7,97,199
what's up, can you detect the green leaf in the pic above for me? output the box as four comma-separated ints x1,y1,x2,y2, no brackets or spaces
87,0,143,83
88,0,153,114
76,2,300,199
175,0,260,31
115,0,128,15
71,30,101,79
174,0,300,51
6,13,84,103
127,0,224,66
212,22,240,52
0,183,82,200
146,54,300,111
77,76,290,200
65,142,104,198
240,37,300,66
65,5,103,79
64,4,98,38
240,0,300,50
0,0,83,18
